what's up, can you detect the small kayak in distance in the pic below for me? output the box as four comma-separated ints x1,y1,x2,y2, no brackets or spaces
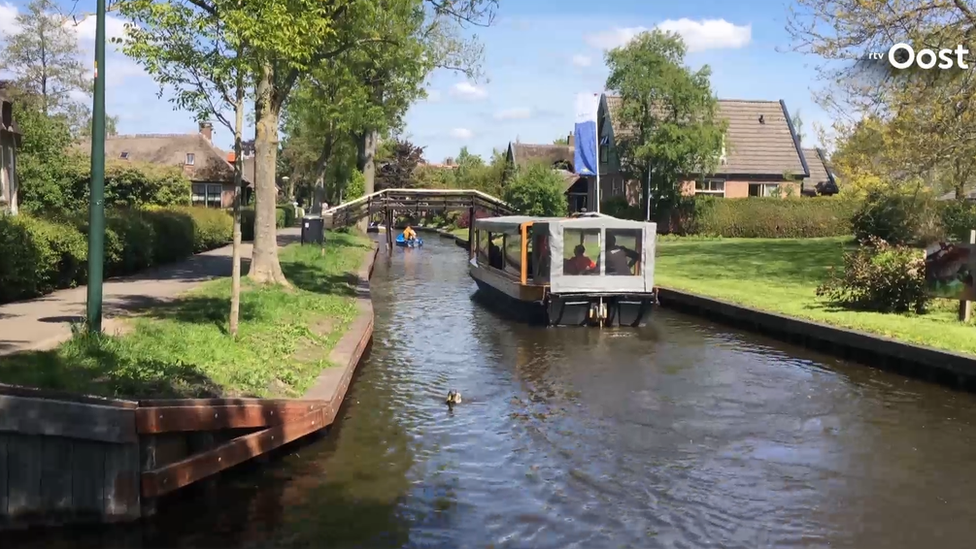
395,234,424,247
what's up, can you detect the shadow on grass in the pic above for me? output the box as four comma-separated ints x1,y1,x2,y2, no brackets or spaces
282,262,359,298
0,331,224,399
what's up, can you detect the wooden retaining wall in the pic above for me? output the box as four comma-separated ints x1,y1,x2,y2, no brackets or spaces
0,245,379,529
656,287,976,390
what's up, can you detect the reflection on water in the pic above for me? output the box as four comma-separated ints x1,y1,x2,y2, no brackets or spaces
10,237,976,548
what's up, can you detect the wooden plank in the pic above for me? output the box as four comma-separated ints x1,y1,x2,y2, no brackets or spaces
39,437,73,512
103,443,140,521
6,435,42,516
137,397,325,408
71,441,105,515
135,401,327,434
0,434,8,516
0,395,137,444
0,383,137,408
141,407,328,499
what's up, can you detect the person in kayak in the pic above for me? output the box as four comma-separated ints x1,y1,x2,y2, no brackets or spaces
402,226,417,243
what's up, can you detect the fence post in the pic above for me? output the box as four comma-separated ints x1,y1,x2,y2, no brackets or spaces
959,229,976,322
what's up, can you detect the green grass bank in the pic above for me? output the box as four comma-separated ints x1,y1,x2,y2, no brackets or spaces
655,237,976,357
0,230,373,399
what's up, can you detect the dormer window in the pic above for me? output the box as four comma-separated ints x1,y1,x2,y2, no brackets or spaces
120,151,129,160
185,153,195,166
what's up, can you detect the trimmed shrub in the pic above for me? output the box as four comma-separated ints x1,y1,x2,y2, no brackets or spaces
0,215,87,302
602,196,643,220
817,236,928,314
850,187,941,246
184,207,233,252
240,206,286,241
938,200,976,242
501,164,568,217
665,195,857,238
277,205,296,227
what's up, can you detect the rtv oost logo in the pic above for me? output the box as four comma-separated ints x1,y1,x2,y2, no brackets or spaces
887,43,971,70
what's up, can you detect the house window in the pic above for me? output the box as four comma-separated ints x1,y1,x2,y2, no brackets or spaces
748,183,779,197
611,178,624,196
600,143,608,163
694,179,725,197
192,183,223,208
185,153,195,166
120,151,129,159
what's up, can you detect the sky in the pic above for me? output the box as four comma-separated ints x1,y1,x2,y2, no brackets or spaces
0,0,836,163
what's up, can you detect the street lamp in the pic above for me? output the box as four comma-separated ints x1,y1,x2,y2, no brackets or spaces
86,0,107,333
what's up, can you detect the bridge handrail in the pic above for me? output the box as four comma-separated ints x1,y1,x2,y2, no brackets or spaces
322,188,513,216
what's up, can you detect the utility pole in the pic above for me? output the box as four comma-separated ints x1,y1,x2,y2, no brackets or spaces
86,0,107,333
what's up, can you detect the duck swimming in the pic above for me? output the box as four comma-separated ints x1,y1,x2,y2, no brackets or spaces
446,390,462,407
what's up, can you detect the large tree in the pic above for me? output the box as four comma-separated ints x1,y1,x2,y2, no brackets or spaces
375,137,424,190
0,0,91,133
605,30,725,218
786,0,976,199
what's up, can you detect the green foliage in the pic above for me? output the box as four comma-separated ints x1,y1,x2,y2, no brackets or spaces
601,196,643,220
376,138,425,190
664,196,857,238
240,206,287,241
0,207,231,304
502,164,568,217
346,169,366,200
939,200,976,242
278,204,297,227
0,215,87,302
67,159,192,209
605,29,726,211
817,237,928,314
851,187,940,246
12,100,76,213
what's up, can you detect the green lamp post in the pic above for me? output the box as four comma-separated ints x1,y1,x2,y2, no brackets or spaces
86,0,107,333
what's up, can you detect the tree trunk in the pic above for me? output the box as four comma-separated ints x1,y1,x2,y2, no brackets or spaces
355,130,377,231
249,63,290,286
229,67,245,337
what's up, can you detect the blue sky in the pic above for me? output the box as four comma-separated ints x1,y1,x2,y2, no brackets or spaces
0,0,834,162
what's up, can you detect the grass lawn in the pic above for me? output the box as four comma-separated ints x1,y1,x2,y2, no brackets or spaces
655,236,976,357
450,227,469,240
0,230,373,399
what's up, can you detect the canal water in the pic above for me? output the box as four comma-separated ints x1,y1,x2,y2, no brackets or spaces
12,236,976,548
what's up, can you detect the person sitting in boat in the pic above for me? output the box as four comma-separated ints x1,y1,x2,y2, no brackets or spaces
402,226,417,243
565,244,596,275
606,233,640,275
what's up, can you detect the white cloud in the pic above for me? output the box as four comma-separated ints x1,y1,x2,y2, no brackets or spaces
450,128,473,140
572,54,592,67
68,14,130,42
450,81,487,100
0,3,21,36
493,108,532,121
585,19,751,53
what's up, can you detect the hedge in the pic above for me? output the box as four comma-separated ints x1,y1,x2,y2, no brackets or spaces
0,207,232,304
240,205,291,241
661,196,858,238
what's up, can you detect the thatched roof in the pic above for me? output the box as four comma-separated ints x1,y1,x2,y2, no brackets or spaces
507,143,575,172
77,132,244,184
604,95,807,178
553,169,581,191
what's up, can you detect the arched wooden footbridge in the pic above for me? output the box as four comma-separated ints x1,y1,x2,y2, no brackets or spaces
323,188,514,248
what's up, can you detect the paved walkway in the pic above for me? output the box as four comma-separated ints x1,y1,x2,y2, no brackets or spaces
0,228,301,357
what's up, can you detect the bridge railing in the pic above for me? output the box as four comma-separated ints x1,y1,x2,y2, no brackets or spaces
321,188,514,228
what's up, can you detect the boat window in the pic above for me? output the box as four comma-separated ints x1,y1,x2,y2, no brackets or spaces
605,228,642,276
487,232,504,270
504,233,522,277
477,229,490,265
531,229,550,282
562,228,600,276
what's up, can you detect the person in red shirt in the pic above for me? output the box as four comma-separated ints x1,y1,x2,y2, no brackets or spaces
565,244,596,275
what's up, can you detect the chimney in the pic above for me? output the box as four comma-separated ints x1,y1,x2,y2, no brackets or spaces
199,121,213,143
568,132,574,148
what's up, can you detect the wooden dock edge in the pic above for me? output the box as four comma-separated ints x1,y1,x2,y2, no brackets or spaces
655,286,976,389
0,244,381,529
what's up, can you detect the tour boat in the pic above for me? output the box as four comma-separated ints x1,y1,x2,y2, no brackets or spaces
469,213,657,327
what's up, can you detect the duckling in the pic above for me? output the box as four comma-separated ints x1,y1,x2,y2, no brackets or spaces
446,390,462,407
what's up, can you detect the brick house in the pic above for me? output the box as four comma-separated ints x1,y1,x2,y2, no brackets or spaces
0,82,21,214
579,93,836,209
80,122,250,208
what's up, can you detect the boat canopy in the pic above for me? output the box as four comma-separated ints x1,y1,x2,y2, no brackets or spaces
474,214,657,294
